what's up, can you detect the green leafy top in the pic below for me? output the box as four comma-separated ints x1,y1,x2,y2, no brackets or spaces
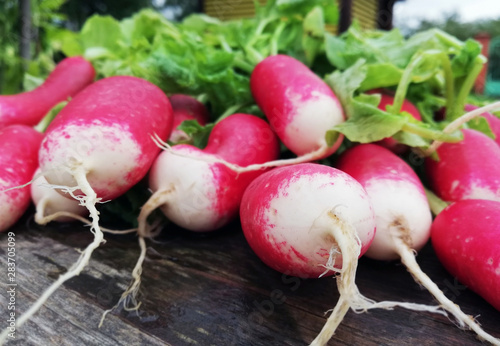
324,23,488,146
48,1,337,118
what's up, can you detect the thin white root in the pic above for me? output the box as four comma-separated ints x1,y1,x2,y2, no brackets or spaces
310,210,368,346
423,101,500,156
99,236,146,327
391,228,500,345
0,165,105,344
152,133,330,173
310,297,350,346
99,189,171,326
35,208,137,235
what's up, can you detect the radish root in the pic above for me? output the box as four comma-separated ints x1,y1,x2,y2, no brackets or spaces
390,221,500,345
0,164,105,344
152,133,330,173
35,199,137,235
310,209,447,346
99,188,172,326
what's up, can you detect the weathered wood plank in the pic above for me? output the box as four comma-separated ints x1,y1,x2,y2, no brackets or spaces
0,214,499,345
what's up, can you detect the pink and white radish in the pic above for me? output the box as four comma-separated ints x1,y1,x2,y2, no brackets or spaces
111,113,281,318
336,144,498,343
249,54,344,165
0,75,173,341
0,125,43,232
240,163,375,277
0,57,95,129
336,144,432,261
464,104,500,146
425,129,500,202
239,163,435,345
432,199,500,313
161,55,345,174
169,94,209,143
141,113,280,233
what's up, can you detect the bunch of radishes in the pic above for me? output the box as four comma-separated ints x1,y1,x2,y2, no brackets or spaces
1,53,499,346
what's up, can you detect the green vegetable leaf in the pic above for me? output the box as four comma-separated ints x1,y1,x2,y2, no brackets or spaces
360,63,403,91
177,120,215,149
302,6,325,65
80,15,124,54
326,59,367,118
392,131,430,147
334,91,409,143
466,116,496,139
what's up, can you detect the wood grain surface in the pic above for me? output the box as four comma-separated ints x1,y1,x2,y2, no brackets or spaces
0,212,499,346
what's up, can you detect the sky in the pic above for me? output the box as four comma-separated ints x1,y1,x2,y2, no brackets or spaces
394,0,500,30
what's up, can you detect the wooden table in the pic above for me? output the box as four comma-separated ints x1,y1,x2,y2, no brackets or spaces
1,213,499,345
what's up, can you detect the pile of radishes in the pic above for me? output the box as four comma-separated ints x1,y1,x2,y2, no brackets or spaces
1,53,500,346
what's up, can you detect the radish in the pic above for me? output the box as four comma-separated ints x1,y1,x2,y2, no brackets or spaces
0,75,173,341
141,113,280,232
250,54,345,163
336,144,499,344
336,144,432,261
169,94,209,143
432,199,500,313
464,104,500,146
0,57,95,129
158,55,345,174
0,125,43,232
106,113,281,321
425,129,500,202
239,163,442,345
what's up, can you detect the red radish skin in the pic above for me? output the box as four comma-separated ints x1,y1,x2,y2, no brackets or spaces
0,125,43,232
0,76,174,341
250,55,345,160
39,75,173,200
336,144,499,343
0,57,95,129
432,199,500,312
373,93,422,153
426,129,500,202
336,144,431,261
169,94,209,142
464,104,500,146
